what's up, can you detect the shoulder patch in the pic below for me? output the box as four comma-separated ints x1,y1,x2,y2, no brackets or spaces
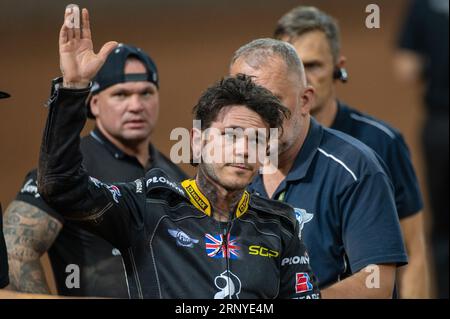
249,194,297,231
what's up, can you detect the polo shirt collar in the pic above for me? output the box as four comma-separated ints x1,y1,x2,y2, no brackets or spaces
330,100,352,131
284,117,323,182
90,127,155,165
251,117,323,198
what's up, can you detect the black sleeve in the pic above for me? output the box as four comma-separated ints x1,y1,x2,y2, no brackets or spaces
37,85,146,250
279,222,320,299
0,203,10,288
15,169,64,224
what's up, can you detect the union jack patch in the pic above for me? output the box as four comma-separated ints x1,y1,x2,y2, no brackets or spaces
205,233,241,259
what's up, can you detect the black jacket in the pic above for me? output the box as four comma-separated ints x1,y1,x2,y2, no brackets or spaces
38,85,320,299
16,134,187,298
16,129,187,297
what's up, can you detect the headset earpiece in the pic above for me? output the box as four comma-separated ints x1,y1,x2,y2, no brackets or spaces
333,67,348,83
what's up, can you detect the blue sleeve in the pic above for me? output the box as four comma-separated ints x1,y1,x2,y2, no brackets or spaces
340,172,408,273
386,134,424,219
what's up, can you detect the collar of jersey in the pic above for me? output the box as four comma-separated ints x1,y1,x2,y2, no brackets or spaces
181,179,250,218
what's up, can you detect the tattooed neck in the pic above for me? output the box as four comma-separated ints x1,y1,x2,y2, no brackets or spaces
196,168,245,222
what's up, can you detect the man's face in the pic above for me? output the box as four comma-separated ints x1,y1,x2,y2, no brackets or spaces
230,57,306,153
90,58,159,145
288,30,336,115
194,105,269,191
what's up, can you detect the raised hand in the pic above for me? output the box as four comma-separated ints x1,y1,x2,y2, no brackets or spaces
59,5,118,88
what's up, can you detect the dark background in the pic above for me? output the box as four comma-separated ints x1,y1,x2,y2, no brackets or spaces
0,0,434,294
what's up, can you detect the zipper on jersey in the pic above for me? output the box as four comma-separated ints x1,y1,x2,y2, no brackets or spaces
212,218,234,299
222,221,233,299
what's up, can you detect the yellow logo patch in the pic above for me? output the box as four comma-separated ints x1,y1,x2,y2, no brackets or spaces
248,245,279,258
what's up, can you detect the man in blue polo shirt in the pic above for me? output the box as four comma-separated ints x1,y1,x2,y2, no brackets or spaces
273,6,428,298
230,39,407,298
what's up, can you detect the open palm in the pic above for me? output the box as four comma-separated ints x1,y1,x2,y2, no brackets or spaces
59,6,117,88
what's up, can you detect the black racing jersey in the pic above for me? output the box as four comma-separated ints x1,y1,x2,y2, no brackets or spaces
37,85,320,299
0,203,9,288
15,126,187,298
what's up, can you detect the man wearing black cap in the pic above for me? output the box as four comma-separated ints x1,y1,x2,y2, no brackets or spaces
3,42,186,297
1,91,11,289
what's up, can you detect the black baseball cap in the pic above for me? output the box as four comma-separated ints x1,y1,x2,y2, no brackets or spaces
87,43,159,118
0,91,10,99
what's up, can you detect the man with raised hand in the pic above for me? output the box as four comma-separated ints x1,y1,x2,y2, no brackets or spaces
4,5,186,297
36,6,319,299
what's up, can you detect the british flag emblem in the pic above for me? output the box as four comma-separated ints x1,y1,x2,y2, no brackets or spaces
205,233,241,259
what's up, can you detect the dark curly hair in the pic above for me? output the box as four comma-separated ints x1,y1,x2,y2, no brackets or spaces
192,74,290,135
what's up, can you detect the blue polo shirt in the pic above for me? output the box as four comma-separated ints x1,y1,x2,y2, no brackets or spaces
249,118,408,288
332,101,423,219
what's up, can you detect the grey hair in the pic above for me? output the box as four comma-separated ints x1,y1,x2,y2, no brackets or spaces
230,38,306,85
274,6,341,62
